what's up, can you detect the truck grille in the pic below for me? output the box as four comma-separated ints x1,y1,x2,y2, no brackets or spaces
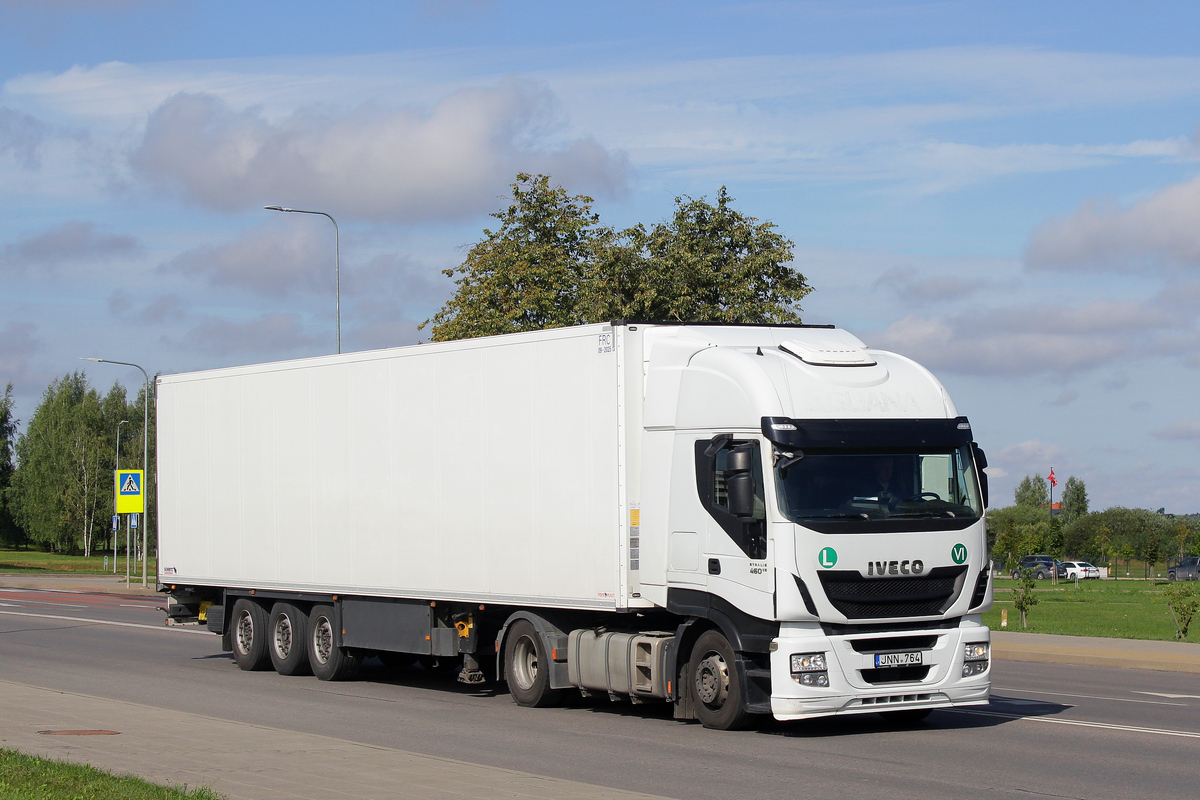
817,566,968,619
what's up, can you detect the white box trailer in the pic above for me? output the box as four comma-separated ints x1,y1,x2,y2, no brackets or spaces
158,322,994,729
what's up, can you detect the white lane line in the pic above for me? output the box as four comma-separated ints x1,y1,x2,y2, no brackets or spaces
1134,692,1200,700
0,609,210,635
995,687,1186,707
951,708,1200,739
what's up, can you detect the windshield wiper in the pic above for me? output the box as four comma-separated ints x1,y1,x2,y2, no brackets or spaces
888,510,959,518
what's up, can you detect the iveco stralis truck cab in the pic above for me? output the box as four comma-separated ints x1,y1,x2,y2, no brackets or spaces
635,324,992,721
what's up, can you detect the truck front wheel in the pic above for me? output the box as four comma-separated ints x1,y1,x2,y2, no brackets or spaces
231,598,271,671
503,620,563,708
307,605,360,681
688,630,752,731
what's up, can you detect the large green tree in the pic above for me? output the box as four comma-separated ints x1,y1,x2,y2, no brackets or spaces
1013,474,1049,508
7,374,144,555
424,173,810,341
1060,476,1088,523
0,383,24,547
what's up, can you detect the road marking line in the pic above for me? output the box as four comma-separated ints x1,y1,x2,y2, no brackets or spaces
951,708,1200,738
995,687,1186,707
1134,692,1200,700
0,609,210,635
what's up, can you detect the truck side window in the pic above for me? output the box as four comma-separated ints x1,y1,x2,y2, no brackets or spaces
695,437,767,560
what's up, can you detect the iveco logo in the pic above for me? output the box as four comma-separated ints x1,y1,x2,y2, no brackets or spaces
867,560,925,576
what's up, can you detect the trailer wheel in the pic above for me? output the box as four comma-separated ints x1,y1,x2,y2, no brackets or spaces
503,620,563,708
688,630,751,731
268,603,312,676
231,598,271,671
307,605,360,681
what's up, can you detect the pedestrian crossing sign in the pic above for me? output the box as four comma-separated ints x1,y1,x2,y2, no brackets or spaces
115,469,144,513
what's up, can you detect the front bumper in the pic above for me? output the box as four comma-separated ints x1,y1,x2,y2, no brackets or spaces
768,619,991,721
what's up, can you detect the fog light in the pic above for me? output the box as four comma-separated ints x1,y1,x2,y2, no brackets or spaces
961,661,987,677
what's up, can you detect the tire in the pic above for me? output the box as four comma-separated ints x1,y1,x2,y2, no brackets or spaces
307,604,360,681
503,620,564,707
688,629,752,731
1036,571,1045,580
1167,572,1176,582
231,598,272,672
268,602,312,676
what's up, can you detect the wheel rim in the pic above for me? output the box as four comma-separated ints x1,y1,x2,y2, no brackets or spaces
694,650,729,708
273,615,293,659
235,610,254,655
312,617,333,665
510,634,539,691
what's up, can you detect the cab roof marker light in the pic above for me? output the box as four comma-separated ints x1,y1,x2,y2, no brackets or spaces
771,422,798,431
957,422,971,429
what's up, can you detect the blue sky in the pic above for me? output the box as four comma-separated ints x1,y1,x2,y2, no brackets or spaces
2,0,1199,512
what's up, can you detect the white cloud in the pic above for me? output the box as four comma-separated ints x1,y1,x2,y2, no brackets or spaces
1045,390,1078,407
0,321,41,380
0,220,139,273
177,313,321,356
873,266,986,303
995,439,1066,467
0,107,47,168
871,295,1177,376
1152,419,1200,441
129,80,629,222
1025,173,1200,273
162,222,333,296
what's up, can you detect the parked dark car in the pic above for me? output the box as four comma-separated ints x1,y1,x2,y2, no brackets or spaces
1012,555,1066,580
1167,556,1200,581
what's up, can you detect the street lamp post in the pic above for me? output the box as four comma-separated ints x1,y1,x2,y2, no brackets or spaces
264,206,341,354
114,419,129,575
82,358,151,587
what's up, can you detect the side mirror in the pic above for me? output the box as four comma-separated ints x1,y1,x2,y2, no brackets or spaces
725,444,757,519
972,442,989,508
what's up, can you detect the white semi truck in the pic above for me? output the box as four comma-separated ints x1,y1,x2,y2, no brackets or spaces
157,322,993,730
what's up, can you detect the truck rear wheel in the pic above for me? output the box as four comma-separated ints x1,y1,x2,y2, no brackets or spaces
231,598,271,671
307,604,360,681
269,602,312,676
688,630,752,731
504,620,563,707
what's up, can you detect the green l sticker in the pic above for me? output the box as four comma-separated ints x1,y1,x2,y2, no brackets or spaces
951,543,968,564
818,547,838,568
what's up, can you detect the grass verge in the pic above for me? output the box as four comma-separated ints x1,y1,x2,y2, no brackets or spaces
986,577,1200,643
0,748,221,799
0,548,155,576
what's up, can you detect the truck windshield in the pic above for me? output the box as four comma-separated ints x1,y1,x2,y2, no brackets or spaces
774,445,982,525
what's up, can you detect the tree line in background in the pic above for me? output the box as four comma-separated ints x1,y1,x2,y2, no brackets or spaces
988,472,1200,576
0,377,156,555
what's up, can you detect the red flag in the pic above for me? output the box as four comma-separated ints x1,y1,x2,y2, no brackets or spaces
1048,469,1057,488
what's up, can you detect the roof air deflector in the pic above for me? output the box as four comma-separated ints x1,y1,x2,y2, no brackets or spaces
779,338,876,367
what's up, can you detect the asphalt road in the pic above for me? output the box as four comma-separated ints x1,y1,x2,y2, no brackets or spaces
2,585,1197,800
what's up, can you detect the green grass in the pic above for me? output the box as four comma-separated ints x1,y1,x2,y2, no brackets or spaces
0,548,155,576
0,749,222,799
986,577,1200,643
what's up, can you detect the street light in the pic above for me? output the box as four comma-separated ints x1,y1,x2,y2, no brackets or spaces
264,205,341,354
82,358,151,587
114,419,129,575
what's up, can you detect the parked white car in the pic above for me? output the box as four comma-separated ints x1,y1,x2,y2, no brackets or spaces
1062,561,1100,579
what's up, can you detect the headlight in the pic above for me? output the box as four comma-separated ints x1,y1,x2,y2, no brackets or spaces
963,642,989,661
791,653,827,672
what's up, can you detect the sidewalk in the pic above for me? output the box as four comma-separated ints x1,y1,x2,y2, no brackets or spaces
991,630,1200,673
0,572,159,597
0,680,669,800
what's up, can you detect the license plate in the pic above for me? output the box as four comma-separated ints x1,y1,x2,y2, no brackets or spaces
875,651,923,668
